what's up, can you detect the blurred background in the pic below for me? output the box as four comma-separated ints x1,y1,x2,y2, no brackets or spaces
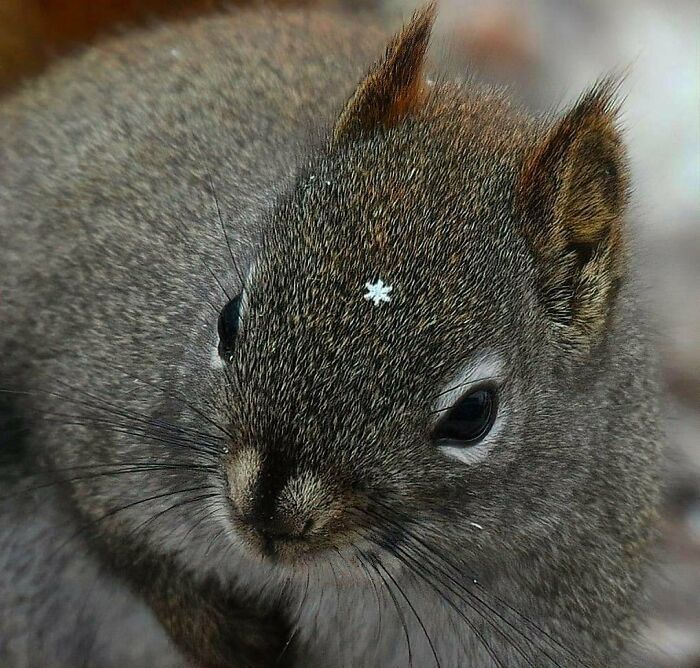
0,0,697,665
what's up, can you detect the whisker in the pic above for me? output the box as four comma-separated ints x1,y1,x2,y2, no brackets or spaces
352,548,384,653
391,539,527,668
40,412,221,454
54,375,232,443
374,553,442,668
275,626,299,665
366,500,578,667
206,266,231,302
125,490,220,544
357,508,504,668
360,548,414,668
325,557,346,666
48,485,218,560
204,167,246,288
176,502,224,551
0,385,224,453
0,463,215,502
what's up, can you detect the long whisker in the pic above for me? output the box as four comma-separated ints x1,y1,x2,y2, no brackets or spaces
43,411,221,450
55,374,234,443
275,626,299,666
125,490,220,544
350,548,384,650
48,484,219,560
204,167,246,289
373,552,442,668
177,503,225,551
356,509,505,668
359,547,414,668
1,385,225,449
0,462,216,502
37,411,221,451
389,537,531,668
404,538,566,666
366,500,580,667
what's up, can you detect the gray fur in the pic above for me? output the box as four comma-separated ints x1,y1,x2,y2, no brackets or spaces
0,6,661,668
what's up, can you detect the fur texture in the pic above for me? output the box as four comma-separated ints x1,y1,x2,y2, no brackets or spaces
0,5,661,667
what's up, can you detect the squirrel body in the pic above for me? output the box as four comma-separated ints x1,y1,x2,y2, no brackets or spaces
0,5,662,667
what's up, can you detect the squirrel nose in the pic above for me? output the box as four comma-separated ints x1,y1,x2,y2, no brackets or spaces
229,450,314,541
227,447,334,548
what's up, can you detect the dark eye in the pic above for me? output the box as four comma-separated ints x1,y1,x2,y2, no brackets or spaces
432,387,497,446
217,294,242,363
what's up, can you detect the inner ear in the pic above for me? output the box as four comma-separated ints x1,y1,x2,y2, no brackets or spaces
333,2,436,143
558,123,626,249
516,79,629,352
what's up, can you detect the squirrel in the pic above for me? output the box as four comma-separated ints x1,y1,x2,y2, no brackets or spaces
0,3,663,667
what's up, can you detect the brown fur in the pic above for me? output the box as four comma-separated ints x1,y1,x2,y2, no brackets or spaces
334,2,435,141
516,78,629,351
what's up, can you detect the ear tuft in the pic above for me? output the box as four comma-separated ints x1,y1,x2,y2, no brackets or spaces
333,2,437,143
516,77,629,352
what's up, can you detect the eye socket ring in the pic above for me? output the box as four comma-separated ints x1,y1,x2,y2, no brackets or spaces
431,385,498,447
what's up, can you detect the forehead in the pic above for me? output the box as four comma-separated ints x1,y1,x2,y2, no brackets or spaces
240,126,534,394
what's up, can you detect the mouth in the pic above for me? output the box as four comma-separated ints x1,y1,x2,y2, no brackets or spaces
257,532,312,561
230,508,377,567
230,514,320,563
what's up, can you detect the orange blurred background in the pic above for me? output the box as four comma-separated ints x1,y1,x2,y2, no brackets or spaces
0,0,362,90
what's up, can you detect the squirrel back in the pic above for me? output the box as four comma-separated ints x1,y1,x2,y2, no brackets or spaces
0,4,662,667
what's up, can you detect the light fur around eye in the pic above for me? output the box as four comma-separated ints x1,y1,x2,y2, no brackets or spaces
433,353,507,465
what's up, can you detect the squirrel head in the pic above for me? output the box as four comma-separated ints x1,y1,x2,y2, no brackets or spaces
218,4,631,568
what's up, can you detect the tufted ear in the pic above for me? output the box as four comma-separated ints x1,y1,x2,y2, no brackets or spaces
333,2,436,143
516,79,629,353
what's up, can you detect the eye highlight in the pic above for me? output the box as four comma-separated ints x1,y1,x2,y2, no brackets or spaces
432,386,497,446
217,294,242,363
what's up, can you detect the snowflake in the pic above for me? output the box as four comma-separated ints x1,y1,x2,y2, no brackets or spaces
363,278,392,306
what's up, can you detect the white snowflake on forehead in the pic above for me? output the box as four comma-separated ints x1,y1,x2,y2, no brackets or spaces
363,278,392,306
